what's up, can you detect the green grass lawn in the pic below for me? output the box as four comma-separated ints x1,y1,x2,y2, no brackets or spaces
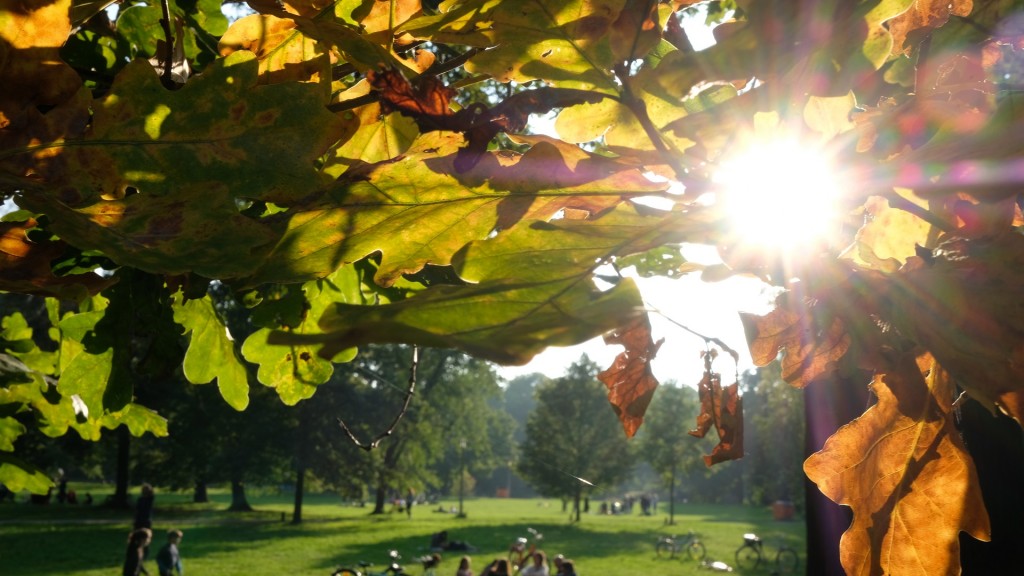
0,488,805,576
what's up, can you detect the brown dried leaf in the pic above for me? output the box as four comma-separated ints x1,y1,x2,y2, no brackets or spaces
889,234,1024,422
740,299,851,388
888,0,974,56
688,369,743,466
0,217,116,296
804,354,990,575
597,315,663,437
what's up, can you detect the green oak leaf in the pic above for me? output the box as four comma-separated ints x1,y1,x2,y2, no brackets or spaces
322,103,419,177
245,132,667,287
303,275,644,365
0,416,25,451
19,51,344,280
463,0,624,91
172,292,250,410
0,452,52,494
399,0,502,46
106,404,168,437
242,266,361,404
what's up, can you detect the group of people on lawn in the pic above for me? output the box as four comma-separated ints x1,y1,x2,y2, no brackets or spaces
453,550,577,576
123,484,185,576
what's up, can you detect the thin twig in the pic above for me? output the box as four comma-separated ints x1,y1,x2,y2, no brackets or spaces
338,346,419,451
882,190,955,232
158,0,174,88
615,64,691,185
647,306,741,367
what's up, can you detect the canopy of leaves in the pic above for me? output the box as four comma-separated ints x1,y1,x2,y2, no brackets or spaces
2,0,1023,571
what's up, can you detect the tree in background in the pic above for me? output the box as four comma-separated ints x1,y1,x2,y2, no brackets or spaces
741,364,806,509
636,383,703,524
518,357,634,522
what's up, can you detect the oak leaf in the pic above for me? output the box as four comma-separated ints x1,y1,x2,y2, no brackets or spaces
688,365,743,466
804,354,990,575
597,315,663,437
740,296,850,388
888,234,1024,422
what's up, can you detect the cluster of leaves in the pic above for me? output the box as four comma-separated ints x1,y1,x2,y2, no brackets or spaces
2,0,1024,572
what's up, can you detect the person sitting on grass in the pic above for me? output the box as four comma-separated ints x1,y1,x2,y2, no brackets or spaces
123,527,152,576
456,556,473,576
156,529,184,576
556,560,576,576
480,558,511,576
517,551,549,576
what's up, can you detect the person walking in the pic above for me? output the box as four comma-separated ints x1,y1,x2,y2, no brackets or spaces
134,484,155,529
156,529,184,576
122,528,152,576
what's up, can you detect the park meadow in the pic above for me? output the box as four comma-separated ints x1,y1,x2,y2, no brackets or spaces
0,490,805,576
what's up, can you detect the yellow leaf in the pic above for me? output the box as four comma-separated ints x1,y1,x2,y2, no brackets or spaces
805,354,990,576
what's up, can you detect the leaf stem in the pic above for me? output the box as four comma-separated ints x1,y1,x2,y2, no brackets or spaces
158,0,175,88
881,191,954,233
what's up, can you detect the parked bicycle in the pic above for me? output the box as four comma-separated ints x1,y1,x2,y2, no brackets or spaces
655,531,706,561
734,533,799,573
332,550,409,576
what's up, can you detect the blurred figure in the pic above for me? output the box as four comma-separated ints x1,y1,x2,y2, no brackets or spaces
156,529,184,576
456,556,473,576
518,551,549,576
557,560,576,576
480,558,511,576
122,528,152,576
134,484,155,529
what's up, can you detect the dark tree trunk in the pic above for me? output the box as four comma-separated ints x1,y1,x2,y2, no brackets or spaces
572,485,581,523
228,478,253,511
292,465,305,524
193,479,208,503
372,483,387,515
109,426,132,508
804,375,870,576
668,459,677,525
958,398,1024,574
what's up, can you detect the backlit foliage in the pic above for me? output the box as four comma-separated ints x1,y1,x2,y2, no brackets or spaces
2,0,1023,572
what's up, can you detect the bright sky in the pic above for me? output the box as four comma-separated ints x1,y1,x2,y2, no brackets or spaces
496,254,778,385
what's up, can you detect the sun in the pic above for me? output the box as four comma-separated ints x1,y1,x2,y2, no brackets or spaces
712,136,844,251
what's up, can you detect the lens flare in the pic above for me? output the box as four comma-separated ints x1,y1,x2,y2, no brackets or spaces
713,138,843,251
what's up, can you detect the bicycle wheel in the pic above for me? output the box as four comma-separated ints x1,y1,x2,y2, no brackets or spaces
735,545,761,571
655,541,674,558
686,540,706,562
775,547,799,574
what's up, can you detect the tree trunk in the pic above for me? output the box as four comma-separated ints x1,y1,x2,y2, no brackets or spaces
372,483,387,515
292,465,305,524
193,479,208,503
573,485,581,523
228,478,253,511
668,459,677,526
109,426,131,508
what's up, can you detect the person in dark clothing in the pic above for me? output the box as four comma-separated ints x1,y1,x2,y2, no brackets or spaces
134,484,155,529
156,529,184,576
123,527,152,576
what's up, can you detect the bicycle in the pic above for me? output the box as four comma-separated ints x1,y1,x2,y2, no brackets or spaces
734,533,799,573
332,550,409,576
655,531,706,561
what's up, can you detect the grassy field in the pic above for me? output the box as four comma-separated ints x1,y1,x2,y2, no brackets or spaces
0,488,805,576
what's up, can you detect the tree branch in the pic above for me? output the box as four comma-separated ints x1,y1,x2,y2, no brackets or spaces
338,345,419,451
158,0,175,88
